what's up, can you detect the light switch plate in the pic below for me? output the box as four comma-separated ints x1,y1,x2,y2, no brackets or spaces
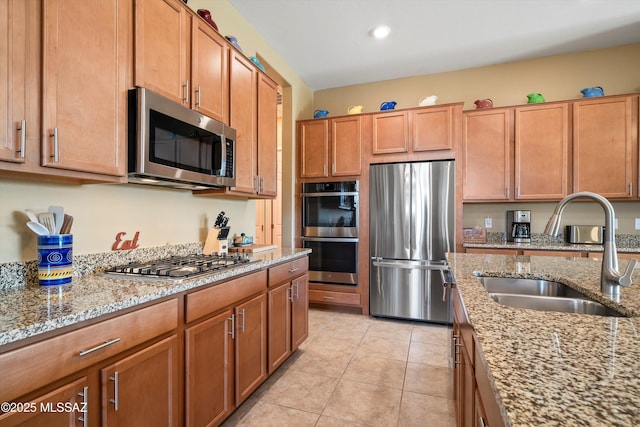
485,217,492,228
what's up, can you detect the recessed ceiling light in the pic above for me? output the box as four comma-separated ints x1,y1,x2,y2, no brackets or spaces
370,25,391,39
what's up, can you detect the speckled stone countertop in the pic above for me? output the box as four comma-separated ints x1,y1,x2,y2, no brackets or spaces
448,252,640,426
463,232,640,253
0,246,311,347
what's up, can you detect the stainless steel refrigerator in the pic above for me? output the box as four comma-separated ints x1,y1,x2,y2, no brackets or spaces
369,161,454,323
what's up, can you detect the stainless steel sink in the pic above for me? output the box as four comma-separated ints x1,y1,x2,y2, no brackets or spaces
479,277,588,298
478,277,625,317
488,293,625,316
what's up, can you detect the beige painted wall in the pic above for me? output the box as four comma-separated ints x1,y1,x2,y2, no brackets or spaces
313,43,640,116
0,0,313,263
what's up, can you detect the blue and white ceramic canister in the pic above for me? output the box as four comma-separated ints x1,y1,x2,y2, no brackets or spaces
37,234,73,286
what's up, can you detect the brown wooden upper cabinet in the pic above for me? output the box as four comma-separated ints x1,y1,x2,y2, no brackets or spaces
134,0,229,124
572,95,638,199
462,108,512,201
0,0,130,181
371,105,457,155
514,102,570,200
298,116,362,178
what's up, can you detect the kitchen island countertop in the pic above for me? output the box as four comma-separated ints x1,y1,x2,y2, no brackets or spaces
449,252,640,426
0,248,311,347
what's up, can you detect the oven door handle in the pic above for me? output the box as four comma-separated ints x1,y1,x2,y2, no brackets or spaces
301,192,359,197
301,237,359,243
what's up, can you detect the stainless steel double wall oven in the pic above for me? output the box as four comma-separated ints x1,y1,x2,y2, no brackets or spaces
301,181,359,286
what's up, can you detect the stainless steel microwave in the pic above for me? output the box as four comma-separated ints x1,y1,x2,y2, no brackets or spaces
128,87,236,190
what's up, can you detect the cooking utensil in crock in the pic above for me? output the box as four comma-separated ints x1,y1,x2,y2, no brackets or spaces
27,221,50,236
48,205,64,235
37,212,56,235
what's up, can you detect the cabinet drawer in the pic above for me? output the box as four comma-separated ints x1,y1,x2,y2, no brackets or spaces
186,270,267,323
0,298,178,403
268,257,309,287
309,290,360,306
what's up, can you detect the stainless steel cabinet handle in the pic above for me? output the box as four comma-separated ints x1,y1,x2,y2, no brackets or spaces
196,85,201,107
322,296,334,300
288,285,294,302
478,415,487,427
79,337,121,356
254,176,259,192
260,177,264,193
288,267,299,274
50,128,59,162
183,80,190,104
78,386,88,427
17,120,26,158
110,372,119,411
228,314,235,339
239,309,246,332
295,282,300,299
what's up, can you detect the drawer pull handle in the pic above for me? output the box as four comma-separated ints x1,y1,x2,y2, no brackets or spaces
288,267,299,273
322,296,335,300
79,337,121,356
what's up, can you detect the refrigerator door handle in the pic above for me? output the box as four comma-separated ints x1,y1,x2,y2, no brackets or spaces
370,257,450,271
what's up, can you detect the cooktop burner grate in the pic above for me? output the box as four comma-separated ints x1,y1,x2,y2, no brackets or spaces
103,253,255,281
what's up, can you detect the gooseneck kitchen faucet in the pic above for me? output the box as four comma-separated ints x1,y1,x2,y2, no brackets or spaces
544,191,638,298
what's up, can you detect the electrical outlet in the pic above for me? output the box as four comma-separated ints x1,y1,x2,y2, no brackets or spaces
485,217,492,229
635,218,640,230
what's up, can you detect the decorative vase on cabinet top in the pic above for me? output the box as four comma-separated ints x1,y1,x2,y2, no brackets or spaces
380,101,397,111
418,95,438,106
474,99,493,109
581,86,604,98
527,93,545,103
347,105,364,114
313,109,329,118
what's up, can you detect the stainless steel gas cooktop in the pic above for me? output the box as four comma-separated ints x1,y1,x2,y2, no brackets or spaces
102,253,256,282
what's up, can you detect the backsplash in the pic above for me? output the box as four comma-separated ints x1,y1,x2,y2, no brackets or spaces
485,232,640,247
0,242,203,291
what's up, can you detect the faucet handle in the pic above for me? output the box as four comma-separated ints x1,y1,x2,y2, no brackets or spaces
619,258,638,287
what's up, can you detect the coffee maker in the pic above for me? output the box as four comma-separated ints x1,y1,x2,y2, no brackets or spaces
506,210,531,243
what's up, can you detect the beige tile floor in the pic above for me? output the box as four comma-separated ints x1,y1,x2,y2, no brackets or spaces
222,309,456,427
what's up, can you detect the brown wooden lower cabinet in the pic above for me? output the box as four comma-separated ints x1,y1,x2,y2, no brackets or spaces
185,310,235,427
452,286,505,427
101,335,179,426
235,293,268,405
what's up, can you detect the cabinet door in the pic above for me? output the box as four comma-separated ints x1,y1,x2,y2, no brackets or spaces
372,111,409,154
41,0,129,176
0,0,28,164
412,106,454,151
235,293,268,405
268,282,292,373
573,96,636,198
134,0,191,105
185,310,234,427
257,73,278,197
332,116,362,176
102,336,179,426
299,119,329,178
192,19,228,123
0,377,88,427
229,50,258,194
463,109,512,200
291,273,309,350
514,103,570,199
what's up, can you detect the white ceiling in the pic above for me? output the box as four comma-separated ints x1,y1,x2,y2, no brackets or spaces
227,0,640,91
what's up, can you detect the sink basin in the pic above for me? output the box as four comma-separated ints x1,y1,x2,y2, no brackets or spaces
479,277,588,298
478,277,625,317
488,293,625,317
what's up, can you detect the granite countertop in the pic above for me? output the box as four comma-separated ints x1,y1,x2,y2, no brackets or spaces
448,252,640,426
464,241,640,253
0,248,311,348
